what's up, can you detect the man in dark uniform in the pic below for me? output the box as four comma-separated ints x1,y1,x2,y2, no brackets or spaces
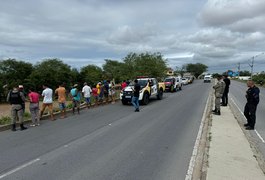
222,75,231,106
131,79,140,112
244,80,260,130
7,86,27,131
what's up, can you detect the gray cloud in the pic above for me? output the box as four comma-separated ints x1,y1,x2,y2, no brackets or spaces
0,0,264,73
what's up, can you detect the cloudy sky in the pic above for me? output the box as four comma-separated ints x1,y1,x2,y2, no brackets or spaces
0,0,265,73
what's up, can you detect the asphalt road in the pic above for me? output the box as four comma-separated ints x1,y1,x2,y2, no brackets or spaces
229,80,265,159
0,80,211,180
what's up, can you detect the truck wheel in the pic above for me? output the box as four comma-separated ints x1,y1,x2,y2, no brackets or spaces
142,93,149,105
122,100,128,105
157,89,163,100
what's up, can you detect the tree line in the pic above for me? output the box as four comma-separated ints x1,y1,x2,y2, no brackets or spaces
0,52,168,102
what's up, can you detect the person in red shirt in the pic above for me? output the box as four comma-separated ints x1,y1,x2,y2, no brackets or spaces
28,88,40,126
121,80,127,90
92,85,99,106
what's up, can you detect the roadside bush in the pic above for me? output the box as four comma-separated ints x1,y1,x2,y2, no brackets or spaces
0,116,11,125
253,74,265,86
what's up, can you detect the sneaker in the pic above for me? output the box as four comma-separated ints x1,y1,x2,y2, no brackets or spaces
36,124,40,126
30,124,36,127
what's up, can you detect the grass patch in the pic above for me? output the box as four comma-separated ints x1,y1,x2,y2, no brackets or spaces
0,116,11,125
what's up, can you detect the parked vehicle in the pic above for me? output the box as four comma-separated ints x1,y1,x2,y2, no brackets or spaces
164,76,182,92
182,78,189,85
120,77,165,105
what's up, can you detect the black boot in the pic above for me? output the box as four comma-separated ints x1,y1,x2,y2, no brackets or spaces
20,123,27,131
214,110,221,115
11,124,16,131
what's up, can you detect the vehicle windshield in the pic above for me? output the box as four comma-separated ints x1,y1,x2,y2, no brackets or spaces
129,79,148,88
182,78,186,80
164,78,173,82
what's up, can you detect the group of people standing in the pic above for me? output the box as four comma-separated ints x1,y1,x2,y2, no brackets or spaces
6,80,117,131
213,75,260,130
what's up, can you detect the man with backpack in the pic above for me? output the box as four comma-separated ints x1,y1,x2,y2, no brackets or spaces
7,86,27,131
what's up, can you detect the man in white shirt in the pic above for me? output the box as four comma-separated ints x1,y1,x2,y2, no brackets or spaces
82,82,92,108
40,84,55,121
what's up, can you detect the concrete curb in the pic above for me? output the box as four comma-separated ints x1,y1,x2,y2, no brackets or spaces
0,99,120,132
186,85,214,180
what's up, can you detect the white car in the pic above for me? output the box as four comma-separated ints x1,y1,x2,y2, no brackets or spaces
182,78,189,85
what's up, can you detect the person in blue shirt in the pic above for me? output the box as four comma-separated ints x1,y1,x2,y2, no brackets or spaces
70,84,81,114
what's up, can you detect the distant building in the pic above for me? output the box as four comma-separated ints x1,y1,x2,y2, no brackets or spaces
166,68,174,76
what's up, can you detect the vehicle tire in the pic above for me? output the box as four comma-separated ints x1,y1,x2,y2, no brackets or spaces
157,89,163,100
142,93,149,105
122,100,128,105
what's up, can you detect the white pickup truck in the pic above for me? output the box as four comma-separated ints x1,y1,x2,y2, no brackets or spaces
120,77,165,105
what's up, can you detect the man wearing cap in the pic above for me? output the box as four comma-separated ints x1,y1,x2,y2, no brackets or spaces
212,75,225,115
70,84,81,114
82,82,92,108
7,86,27,131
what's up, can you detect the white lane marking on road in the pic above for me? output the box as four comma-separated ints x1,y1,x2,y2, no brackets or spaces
185,94,210,180
230,97,265,143
0,158,40,179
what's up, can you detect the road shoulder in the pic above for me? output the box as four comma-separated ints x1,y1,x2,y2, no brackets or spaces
206,105,265,180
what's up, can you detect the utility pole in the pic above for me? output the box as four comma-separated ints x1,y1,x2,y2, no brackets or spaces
237,63,240,78
248,57,254,79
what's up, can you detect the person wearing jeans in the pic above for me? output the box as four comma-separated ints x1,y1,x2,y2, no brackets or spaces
28,88,40,126
131,79,140,112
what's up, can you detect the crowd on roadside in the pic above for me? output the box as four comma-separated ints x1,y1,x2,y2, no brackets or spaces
6,80,127,132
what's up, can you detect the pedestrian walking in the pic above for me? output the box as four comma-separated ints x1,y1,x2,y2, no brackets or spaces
222,75,231,106
7,86,27,131
244,80,260,130
82,82,92,108
55,83,67,119
40,84,55,121
70,84,81,114
131,79,141,112
28,88,40,126
212,75,225,115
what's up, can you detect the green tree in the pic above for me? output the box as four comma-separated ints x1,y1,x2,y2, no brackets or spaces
29,59,73,91
102,60,126,83
80,65,103,86
239,70,251,76
0,59,33,89
186,63,208,78
123,52,167,79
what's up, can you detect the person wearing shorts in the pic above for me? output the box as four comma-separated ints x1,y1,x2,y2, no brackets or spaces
40,84,55,121
70,84,81,114
55,83,67,119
